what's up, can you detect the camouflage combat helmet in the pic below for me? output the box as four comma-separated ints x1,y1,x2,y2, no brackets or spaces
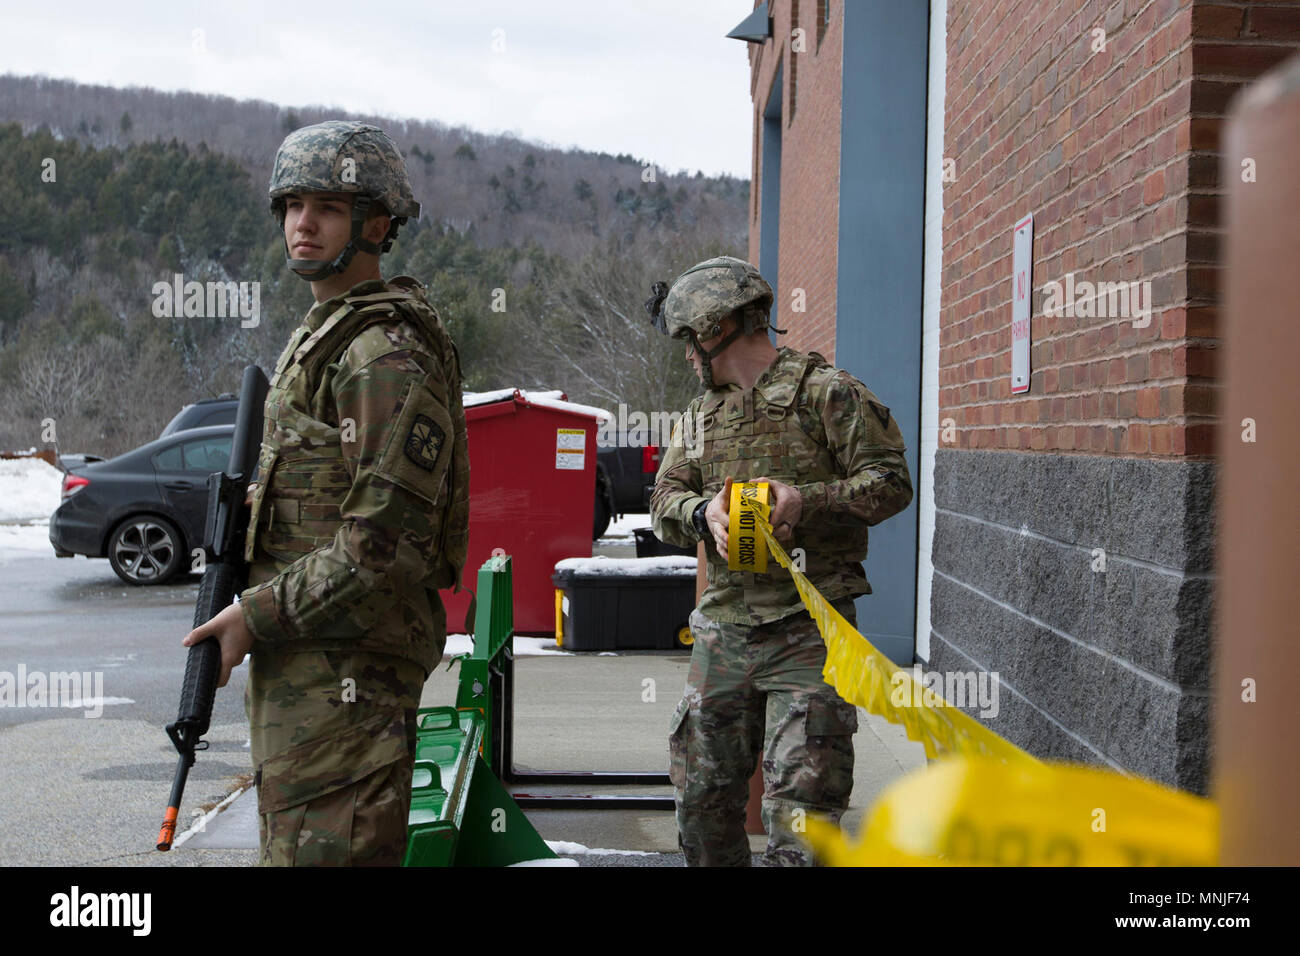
645,256,779,388
269,120,420,280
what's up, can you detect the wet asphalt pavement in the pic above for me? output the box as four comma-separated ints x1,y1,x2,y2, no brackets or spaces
0,546,254,866
0,531,927,867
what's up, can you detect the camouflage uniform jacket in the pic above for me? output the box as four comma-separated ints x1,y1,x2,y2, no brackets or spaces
650,346,912,626
239,275,469,677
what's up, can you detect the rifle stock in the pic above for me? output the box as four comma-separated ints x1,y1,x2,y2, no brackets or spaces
157,364,268,851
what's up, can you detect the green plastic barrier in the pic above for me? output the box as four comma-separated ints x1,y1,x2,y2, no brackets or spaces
403,555,556,867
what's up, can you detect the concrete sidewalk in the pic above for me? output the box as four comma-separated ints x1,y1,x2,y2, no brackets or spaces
155,647,926,866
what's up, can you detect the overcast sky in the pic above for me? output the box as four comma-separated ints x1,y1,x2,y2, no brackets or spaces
2,0,756,178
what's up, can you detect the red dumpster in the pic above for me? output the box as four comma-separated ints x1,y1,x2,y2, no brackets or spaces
440,389,606,635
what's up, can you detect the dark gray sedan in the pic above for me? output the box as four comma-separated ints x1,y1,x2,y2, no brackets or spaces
49,425,234,585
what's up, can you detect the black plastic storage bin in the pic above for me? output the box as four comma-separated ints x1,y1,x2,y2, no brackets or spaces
633,527,697,558
552,556,697,651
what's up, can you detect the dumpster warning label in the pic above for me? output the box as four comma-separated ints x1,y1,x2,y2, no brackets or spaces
556,428,586,469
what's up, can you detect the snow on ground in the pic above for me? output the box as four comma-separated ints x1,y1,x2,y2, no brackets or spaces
508,857,581,867
555,554,696,577
602,512,652,538
544,840,655,857
0,457,62,523
0,521,55,560
444,633,571,657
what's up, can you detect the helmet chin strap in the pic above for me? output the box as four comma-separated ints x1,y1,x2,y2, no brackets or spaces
282,194,385,281
686,327,740,390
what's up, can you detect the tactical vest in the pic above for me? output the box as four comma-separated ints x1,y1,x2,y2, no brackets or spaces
245,277,470,600
692,347,871,622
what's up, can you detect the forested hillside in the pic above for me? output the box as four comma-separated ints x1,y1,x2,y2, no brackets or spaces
0,75,747,456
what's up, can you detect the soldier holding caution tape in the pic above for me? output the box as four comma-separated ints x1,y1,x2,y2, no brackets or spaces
182,121,469,865
648,256,913,866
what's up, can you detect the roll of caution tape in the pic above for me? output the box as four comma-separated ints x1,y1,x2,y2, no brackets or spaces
728,481,769,573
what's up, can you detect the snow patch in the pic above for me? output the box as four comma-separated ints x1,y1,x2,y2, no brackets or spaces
0,457,62,522
444,634,569,658
0,521,57,561
602,513,652,539
554,555,697,577
508,857,581,867
545,840,655,857
463,388,611,423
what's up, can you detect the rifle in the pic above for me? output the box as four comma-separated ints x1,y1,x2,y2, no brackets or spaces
157,364,269,851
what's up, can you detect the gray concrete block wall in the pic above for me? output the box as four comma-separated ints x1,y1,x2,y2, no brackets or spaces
927,448,1215,794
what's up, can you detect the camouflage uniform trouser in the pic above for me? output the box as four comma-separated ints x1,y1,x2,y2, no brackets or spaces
669,598,859,867
246,647,425,866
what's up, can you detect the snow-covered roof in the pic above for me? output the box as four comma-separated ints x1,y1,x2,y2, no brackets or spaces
553,555,697,577
463,388,612,423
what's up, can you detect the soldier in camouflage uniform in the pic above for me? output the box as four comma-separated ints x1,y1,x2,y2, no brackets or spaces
647,256,912,866
183,120,469,866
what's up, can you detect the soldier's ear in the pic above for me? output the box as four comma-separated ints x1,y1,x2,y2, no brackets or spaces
367,217,392,246
364,201,392,245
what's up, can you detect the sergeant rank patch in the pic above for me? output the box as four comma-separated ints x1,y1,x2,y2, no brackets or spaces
405,414,445,470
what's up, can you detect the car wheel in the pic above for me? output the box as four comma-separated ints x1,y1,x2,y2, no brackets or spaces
592,492,611,540
108,516,184,585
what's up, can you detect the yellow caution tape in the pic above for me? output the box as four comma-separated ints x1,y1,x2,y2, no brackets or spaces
733,494,1219,865
727,481,769,573
802,756,1218,866
748,496,1035,765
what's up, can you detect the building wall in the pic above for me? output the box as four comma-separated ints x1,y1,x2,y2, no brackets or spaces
743,0,1298,795
931,0,1300,795
747,0,844,359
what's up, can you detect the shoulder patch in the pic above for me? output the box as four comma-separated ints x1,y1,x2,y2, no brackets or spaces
404,413,445,470
868,401,891,428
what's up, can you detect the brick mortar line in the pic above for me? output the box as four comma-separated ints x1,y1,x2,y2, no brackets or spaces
946,65,1193,223
937,447,1217,461
946,25,1191,212
936,420,1220,433
943,168,1193,272
938,259,1205,331
940,334,1222,366
939,267,1190,325
931,568,1211,696
927,625,1123,769
945,0,1140,148
941,183,1198,278
935,343,1216,382
938,331,1221,369
934,506,1216,580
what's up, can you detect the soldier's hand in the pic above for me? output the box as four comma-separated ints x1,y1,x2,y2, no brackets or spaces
182,602,255,689
704,476,733,560
755,475,803,544
244,482,257,507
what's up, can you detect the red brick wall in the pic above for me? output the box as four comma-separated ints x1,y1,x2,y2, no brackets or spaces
940,0,1300,459
748,0,844,359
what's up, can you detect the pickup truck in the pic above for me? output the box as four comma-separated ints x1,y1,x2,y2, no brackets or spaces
593,440,660,538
